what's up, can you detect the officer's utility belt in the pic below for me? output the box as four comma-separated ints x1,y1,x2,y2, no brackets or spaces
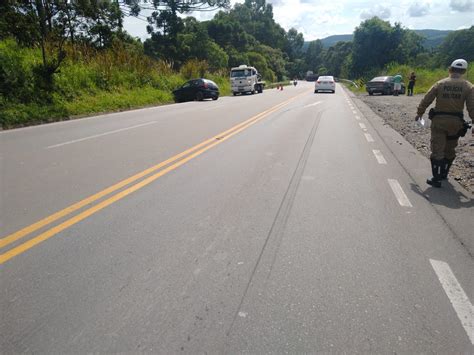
428,108,463,120
428,108,471,140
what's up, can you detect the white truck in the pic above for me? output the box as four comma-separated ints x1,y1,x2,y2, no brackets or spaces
230,65,265,96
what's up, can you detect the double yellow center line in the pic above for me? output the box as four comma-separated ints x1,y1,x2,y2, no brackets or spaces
0,93,307,265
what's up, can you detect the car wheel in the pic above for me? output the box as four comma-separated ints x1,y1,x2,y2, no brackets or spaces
196,92,204,101
212,96,218,101
232,92,237,96
369,91,373,96
314,90,318,94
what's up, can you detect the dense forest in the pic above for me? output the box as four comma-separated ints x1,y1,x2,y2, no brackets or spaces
1,0,474,127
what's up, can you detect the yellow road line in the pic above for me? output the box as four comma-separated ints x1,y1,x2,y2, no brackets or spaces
0,92,306,264
0,98,296,250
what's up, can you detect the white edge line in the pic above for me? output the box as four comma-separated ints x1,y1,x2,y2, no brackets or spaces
387,179,413,207
372,149,387,164
430,259,474,345
364,133,374,142
47,121,158,149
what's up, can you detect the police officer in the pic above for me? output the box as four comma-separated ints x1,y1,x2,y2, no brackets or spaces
415,59,474,188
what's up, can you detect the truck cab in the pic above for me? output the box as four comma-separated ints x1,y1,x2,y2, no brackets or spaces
230,65,265,96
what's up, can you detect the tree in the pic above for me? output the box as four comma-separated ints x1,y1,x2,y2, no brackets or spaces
176,17,228,70
285,28,304,61
247,51,274,81
230,0,286,51
305,40,324,73
141,0,229,66
435,26,474,67
206,11,253,52
323,41,352,77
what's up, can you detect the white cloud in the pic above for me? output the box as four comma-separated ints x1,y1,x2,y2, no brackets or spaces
360,5,392,20
408,1,431,17
123,0,474,42
449,0,473,12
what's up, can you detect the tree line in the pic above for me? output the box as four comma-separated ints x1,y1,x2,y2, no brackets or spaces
1,0,473,87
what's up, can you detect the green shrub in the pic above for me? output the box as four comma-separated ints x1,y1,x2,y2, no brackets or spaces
180,59,209,79
0,40,231,129
0,39,35,103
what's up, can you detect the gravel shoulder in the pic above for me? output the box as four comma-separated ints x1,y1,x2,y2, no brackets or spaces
355,93,473,193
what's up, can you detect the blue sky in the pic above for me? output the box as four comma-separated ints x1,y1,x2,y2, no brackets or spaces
124,0,474,41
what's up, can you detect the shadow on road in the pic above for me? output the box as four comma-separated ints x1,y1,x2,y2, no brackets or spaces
410,182,474,209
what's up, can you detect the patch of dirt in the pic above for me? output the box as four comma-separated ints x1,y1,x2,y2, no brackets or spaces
357,93,473,193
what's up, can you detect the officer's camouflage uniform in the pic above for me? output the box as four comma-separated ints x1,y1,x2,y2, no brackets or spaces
417,75,474,184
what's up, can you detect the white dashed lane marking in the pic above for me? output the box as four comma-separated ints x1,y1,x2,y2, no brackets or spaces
388,179,413,207
46,121,158,149
430,259,474,344
359,123,367,130
355,115,361,120
372,150,387,164
364,133,374,142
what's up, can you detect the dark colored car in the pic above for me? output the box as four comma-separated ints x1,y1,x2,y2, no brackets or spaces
366,76,406,95
173,79,219,103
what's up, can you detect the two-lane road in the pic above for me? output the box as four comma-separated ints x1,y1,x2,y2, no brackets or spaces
1,82,472,352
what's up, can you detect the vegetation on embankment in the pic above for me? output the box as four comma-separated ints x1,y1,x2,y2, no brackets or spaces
347,62,474,95
0,39,230,129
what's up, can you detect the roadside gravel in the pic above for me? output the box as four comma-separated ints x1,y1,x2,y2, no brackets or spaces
356,93,473,193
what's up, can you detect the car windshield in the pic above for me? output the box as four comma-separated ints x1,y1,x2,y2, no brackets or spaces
231,69,251,77
372,76,389,81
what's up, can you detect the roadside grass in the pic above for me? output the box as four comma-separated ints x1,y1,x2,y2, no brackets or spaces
0,39,231,129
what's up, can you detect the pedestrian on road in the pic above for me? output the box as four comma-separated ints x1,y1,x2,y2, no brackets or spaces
415,59,474,188
407,72,416,96
393,74,402,96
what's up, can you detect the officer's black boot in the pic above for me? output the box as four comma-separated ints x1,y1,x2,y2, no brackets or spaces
427,159,443,188
441,158,454,180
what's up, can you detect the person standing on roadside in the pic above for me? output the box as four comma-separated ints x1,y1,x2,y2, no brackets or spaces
407,72,416,96
393,74,402,96
415,59,474,188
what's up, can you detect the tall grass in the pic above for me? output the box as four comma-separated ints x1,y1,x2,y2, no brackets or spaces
385,62,474,94
345,62,474,95
0,39,230,129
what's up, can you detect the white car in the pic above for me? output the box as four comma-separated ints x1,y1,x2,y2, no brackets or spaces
314,76,336,93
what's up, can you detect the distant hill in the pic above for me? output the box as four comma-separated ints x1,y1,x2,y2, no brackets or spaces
303,29,452,50
320,34,353,48
414,29,452,48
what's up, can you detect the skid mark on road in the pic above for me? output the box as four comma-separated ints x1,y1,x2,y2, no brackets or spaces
1,93,309,265
226,110,323,337
430,259,474,344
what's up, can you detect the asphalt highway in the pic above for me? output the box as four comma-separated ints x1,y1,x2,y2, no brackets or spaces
1,82,473,352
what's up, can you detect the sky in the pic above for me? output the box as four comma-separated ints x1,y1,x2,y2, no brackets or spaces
123,0,474,41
